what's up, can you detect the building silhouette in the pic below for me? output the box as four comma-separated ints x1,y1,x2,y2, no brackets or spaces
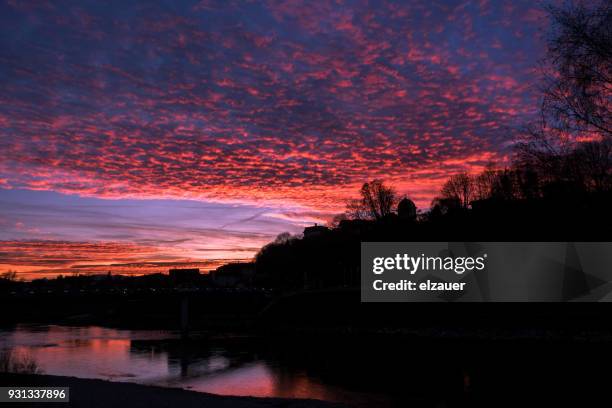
397,197,417,220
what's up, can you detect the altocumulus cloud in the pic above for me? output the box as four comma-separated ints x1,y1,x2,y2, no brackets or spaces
0,0,546,209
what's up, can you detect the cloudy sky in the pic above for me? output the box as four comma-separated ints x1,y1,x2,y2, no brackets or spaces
0,0,548,278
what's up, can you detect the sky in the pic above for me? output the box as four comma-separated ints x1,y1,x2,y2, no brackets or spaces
0,0,549,279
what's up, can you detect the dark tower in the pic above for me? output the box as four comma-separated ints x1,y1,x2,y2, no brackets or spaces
397,197,417,221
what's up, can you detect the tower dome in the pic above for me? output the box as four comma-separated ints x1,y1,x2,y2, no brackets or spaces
397,197,417,220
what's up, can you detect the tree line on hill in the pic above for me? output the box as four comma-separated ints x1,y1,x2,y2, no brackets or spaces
253,1,611,290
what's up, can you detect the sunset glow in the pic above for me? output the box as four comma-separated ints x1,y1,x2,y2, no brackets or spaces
0,0,547,279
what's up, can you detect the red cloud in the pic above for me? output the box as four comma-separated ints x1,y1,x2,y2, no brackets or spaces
1,0,543,211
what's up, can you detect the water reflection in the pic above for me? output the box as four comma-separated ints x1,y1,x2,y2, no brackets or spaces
0,325,172,382
0,325,394,406
4,324,607,407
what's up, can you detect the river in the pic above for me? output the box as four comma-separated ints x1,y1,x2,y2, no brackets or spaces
1,324,610,407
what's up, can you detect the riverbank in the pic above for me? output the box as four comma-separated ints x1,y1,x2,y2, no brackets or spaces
0,373,345,408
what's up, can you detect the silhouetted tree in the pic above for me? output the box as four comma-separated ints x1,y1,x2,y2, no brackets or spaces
440,173,473,208
490,169,519,201
273,232,294,244
517,2,611,193
0,271,17,281
514,167,541,200
473,163,499,200
345,198,371,220
541,1,611,138
346,180,397,220
573,139,612,192
328,213,348,228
